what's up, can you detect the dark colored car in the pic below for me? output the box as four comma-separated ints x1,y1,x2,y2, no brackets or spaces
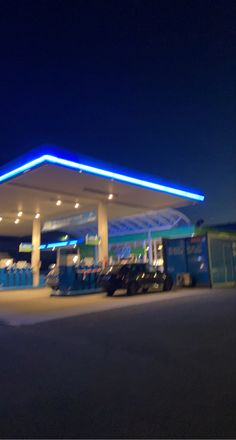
97,263,173,296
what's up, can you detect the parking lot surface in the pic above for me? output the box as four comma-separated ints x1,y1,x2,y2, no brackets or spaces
0,287,235,438
0,286,227,326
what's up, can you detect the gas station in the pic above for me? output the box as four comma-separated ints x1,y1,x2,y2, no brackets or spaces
0,145,206,292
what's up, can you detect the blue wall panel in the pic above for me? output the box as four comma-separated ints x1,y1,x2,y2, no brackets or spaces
163,239,187,283
186,236,210,286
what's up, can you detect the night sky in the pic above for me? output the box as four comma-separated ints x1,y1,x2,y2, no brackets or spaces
0,0,235,224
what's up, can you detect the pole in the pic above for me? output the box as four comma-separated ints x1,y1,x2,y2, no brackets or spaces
97,202,108,267
148,230,153,265
31,217,41,287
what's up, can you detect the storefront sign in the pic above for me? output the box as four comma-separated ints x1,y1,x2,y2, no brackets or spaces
85,234,101,245
19,243,33,252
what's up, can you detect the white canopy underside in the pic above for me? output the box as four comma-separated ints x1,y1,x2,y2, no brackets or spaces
0,163,195,236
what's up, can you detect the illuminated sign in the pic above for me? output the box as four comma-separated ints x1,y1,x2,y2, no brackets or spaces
19,243,33,252
85,234,101,245
39,238,83,250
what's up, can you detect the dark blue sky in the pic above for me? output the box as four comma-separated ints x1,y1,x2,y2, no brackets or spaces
0,0,235,224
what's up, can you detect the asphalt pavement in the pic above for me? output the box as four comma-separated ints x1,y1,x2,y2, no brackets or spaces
0,287,235,438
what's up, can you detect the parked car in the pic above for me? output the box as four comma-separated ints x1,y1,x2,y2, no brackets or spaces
46,265,59,291
97,263,173,296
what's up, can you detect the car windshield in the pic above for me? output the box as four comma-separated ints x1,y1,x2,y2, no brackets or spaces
101,263,150,275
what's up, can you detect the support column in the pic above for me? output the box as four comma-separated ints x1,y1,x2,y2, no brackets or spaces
143,240,147,262
31,217,41,287
94,245,98,264
56,248,61,267
153,239,157,264
97,202,108,267
148,230,153,265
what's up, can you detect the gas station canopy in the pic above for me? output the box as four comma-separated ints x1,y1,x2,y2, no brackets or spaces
0,146,204,237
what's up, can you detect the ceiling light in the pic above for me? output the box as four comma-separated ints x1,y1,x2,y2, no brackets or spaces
0,217,2,222
17,211,23,217
108,193,114,200
56,199,62,206
14,218,20,224
35,213,40,219
74,202,80,208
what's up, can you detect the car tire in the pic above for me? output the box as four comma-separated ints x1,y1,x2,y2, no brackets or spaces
163,275,173,292
142,287,149,293
107,289,115,296
127,281,138,296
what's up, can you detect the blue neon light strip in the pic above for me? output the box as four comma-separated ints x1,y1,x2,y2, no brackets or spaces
0,153,204,201
68,240,78,245
47,241,69,249
0,155,48,183
40,239,83,250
